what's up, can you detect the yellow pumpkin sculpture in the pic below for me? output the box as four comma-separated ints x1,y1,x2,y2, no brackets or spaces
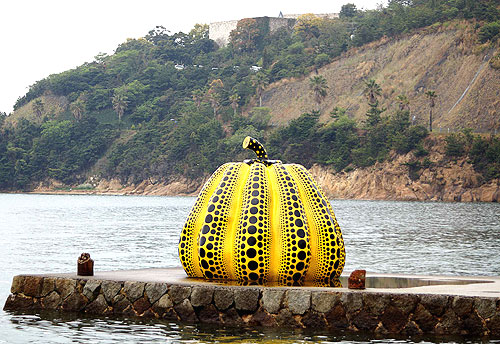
178,137,345,286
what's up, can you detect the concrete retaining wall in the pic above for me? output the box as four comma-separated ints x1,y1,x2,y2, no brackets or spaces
4,274,500,337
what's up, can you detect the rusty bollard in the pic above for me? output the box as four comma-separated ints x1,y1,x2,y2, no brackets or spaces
348,269,366,289
77,253,94,276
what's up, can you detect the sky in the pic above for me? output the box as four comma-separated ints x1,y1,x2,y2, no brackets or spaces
0,0,386,114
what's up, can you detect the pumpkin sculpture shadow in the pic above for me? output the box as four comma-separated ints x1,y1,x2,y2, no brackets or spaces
178,137,345,286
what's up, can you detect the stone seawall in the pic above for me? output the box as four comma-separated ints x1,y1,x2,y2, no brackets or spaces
4,269,500,337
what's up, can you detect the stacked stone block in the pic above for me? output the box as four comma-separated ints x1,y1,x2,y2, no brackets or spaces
4,275,500,337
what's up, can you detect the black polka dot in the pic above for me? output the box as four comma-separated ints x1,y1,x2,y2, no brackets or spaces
247,248,256,258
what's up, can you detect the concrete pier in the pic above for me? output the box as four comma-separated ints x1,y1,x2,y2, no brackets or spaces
4,268,500,337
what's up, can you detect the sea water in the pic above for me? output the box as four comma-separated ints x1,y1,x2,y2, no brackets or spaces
0,194,499,343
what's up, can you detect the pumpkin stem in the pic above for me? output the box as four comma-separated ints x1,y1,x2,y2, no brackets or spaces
243,136,268,160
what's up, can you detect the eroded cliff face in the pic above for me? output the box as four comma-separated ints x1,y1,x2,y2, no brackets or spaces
31,136,499,202
310,138,500,202
261,22,500,133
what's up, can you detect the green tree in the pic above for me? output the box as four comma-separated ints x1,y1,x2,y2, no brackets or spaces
309,75,329,112
425,90,437,132
70,98,86,121
397,94,410,111
364,79,382,105
229,94,240,116
230,18,261,52
205,79,224,118
330,106,347,119
112,92,129,126
340,3,358,19
192,89,205,110
189,23,209,40
251,72,269,107
294,14,322,42
32,99,44,121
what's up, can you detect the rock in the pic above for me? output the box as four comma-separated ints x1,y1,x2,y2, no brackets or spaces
352,310,379,331
474,298,497,319
153,293,174,314
391,294,418,315
42,291,62,309
3,294,34,310
302,310,327,329
234,288,259,312
23,276,44,297
168,285,191,304
162,308,179,321
145,283,168,304
83,280,101,301
340,292,363,314
221,307,243,326
112,294,131,314
11,276,25,294
412,303,437,332
434,308,461,335
62,292,86,312
462,310,486,336
488,313,500,336
190,286,214,307
197,304,221,324
381,304,408,332
55,279,76,300
311,291,339,313
123,282,145,302
364,293,389,316
133,296,151,315
214,288,233,310
286,289,310,315
85,294,109,314
248,307,276,327
401,320,423,336
102,281,122,303
348,270,366,289
276,308,301,327
174,299,197,322
325,304,349,329
261,289,284,314
451,296,473,317
41,278,56,297
419,294,448,316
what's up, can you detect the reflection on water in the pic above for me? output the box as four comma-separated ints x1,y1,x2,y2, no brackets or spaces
0,194,499,343
6,310,500,344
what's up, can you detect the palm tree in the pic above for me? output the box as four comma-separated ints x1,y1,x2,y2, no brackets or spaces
112,92,128,126
206,79,224,118
32,99,44,121
309,75,329,111
396,94,410,111
425,90,437,132
251,72,269,107
70,99,85,121
192,89,204,110
364,79,382,105
229,94,240,116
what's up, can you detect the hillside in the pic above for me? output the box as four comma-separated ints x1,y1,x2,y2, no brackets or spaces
262,22,500,132
1,0,499,199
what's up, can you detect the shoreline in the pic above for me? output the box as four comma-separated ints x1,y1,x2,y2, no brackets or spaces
3,158,499,202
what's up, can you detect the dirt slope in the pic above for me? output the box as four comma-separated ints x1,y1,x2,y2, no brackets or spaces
262,21,500,133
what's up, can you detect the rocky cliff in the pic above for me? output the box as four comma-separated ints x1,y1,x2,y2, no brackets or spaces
31,136,499,202
310,136,500,202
